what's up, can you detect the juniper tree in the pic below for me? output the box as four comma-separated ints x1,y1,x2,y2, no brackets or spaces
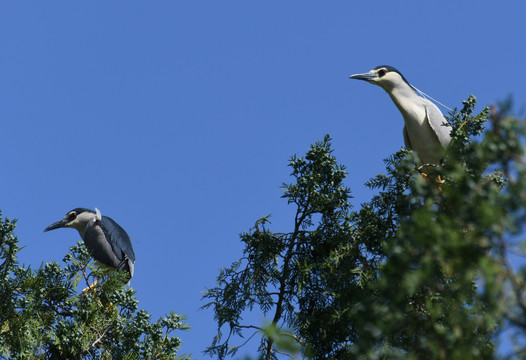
0,213,190,360
203,96,526,359
202,134,354,359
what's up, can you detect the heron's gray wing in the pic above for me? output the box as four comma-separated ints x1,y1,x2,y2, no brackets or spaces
424,101,451,148
403,126,412,150
100,216,136,277
84,223,122,269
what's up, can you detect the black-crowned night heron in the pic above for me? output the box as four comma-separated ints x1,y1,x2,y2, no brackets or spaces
349,65,451,166
44,208,135,283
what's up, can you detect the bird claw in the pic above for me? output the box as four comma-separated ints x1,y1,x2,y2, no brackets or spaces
420,172,445,184
82,278,100,293
418,163,445,184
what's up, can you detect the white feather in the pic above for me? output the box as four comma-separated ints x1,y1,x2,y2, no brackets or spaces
410,84,453,113
95,208,102,222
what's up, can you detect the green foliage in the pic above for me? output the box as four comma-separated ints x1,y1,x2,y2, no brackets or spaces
204,96,526,359
261,323,303,357
0,214,190,360
203,135,353,359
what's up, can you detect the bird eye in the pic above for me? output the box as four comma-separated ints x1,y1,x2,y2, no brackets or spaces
378,69,387,77
68,213,77,220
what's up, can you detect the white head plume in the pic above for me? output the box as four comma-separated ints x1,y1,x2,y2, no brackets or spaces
95,207,102,222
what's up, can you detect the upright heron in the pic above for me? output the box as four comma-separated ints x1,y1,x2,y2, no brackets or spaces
350,65,451,166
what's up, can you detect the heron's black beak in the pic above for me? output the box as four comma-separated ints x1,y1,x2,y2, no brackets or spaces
44,218,68,232
349,72,378,81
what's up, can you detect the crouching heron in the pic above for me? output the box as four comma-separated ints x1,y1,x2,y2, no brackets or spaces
44,207,135,286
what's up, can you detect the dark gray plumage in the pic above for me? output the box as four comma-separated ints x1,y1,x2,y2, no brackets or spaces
44,207,135,281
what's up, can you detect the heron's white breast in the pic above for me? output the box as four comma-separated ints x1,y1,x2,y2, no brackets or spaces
389,92,443,164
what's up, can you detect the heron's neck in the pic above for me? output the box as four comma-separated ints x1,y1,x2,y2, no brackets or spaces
385,82,420,116
70,220,91,240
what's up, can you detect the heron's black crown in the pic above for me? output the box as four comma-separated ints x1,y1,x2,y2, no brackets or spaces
70,208,95,215
373,65,411,86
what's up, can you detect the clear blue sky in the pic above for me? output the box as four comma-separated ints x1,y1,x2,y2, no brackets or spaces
1,1,524,358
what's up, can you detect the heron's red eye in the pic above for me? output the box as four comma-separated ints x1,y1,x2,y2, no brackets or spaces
68,213,77,221
378,69,387,77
